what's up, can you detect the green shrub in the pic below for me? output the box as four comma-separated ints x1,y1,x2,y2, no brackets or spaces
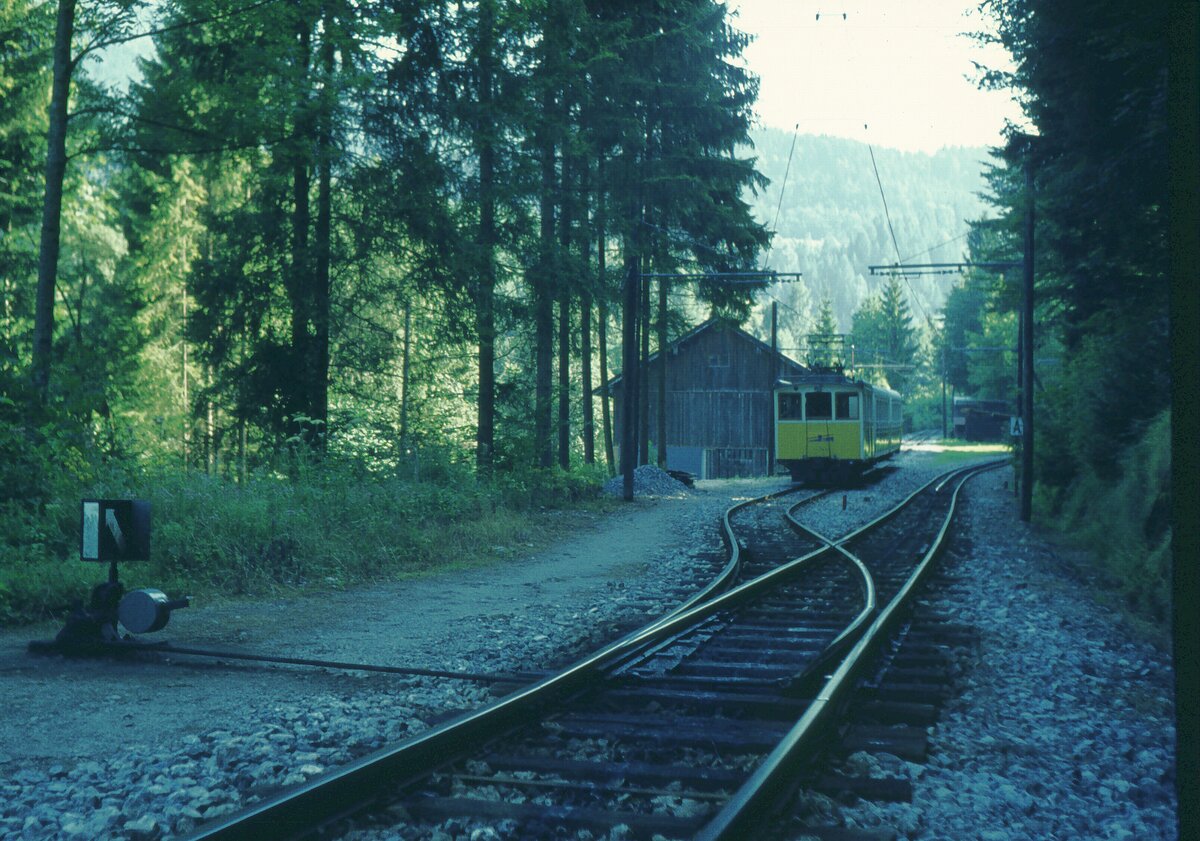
0,449,612,625
1049,410,1171,632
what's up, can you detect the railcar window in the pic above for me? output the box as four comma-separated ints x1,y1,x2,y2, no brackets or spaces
835,393,859,419
805,391,832,420
778,393,803,420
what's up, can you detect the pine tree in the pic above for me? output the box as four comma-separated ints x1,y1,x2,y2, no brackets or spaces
0,0,53,391
851,278,917,392
809,297,840,367
585,0,769,496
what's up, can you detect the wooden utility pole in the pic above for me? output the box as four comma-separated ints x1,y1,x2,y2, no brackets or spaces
1020,144,1035,522
941,344,947,439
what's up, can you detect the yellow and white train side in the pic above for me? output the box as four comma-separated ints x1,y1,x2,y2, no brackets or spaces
775,372,902,483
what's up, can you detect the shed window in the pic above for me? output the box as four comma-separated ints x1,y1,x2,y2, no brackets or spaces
779,393,803,420
709,353,730,368
805,391,832,420
836,393,859,420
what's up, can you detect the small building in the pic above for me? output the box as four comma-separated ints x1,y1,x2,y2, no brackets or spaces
606,319,807,479
952,396,1011,441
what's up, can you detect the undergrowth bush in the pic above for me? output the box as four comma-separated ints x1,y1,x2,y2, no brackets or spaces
0,450,611,625
1041,410,1171,631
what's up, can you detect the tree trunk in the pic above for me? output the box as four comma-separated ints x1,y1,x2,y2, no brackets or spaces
580,158,594,464
620,252,639,500
475,0,497,474
534,85,556,468
638,258,650,466
656,276,667,467
557,155,572,470
31,0,77,399
290,20,313,432
399,299,411,457
312,11,334,448
182,274,190,470
599,298,615,474
581,288,594,464
596,157,614,473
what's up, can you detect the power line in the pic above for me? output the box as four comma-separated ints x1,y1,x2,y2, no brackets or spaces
867,142,904,269
864,130,928,323
762,123,800,271
900,231,970,264
868,261,1020,277
642,271,802,284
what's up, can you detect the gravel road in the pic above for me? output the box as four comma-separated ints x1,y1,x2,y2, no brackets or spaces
0,449,1177,840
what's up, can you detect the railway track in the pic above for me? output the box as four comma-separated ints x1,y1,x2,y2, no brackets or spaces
185,462,1000,841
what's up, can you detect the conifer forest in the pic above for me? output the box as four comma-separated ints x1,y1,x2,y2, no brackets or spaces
0,0,1171,628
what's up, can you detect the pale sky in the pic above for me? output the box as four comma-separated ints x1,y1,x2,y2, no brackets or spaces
729,0,1024,152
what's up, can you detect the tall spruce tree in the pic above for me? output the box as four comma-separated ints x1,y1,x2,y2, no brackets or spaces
851,277,918,392
585,0,768,496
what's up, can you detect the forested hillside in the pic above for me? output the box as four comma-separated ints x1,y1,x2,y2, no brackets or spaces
743,128,989,348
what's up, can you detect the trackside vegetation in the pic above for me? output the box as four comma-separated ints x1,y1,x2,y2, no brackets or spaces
0,0,1170,635
0,442,608,624
957,0,1170,630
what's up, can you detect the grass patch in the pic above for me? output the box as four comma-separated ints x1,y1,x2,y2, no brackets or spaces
906,438,1013,467
0,459,617,626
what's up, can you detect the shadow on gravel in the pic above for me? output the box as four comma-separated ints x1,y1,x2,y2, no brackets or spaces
795,464,900,491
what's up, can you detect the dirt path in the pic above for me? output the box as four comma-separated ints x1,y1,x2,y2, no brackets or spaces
0,480,762,770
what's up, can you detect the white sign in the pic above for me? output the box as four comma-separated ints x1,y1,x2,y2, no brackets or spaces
1011,416,1024,437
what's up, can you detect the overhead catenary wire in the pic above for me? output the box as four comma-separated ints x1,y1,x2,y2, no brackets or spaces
867,140,904,269
864,127,928,323
900,231,971,265
762,123,800,272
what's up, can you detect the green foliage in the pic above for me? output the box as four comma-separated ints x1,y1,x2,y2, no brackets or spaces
0,0,51,384
0,453,609,624
964,310,1016,402
961,0,1169,632
0,400,101,623
850,277,919,393
1043,411,1171,631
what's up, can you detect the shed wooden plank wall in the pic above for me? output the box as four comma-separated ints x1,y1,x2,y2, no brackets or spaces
611,324,805,477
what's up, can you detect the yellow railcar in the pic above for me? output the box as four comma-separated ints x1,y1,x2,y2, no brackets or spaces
775,372,902,483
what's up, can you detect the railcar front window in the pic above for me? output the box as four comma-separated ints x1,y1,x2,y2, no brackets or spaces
805,392,832,420
779,393,803,420
836,393,859,419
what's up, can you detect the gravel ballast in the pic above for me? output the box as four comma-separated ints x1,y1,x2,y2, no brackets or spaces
792,463,1177,840
0,449,1178,840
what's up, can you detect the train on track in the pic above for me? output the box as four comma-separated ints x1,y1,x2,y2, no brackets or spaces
775,369,903,484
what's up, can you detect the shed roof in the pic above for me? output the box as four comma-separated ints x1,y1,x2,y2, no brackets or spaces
604,318,807,392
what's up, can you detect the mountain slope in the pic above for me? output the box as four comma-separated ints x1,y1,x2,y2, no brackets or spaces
744,127,992,350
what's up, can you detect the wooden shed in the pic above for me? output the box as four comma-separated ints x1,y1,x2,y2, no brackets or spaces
606,319,807,479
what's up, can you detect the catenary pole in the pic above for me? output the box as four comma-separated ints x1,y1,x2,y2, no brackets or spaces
1020,144,1035,522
